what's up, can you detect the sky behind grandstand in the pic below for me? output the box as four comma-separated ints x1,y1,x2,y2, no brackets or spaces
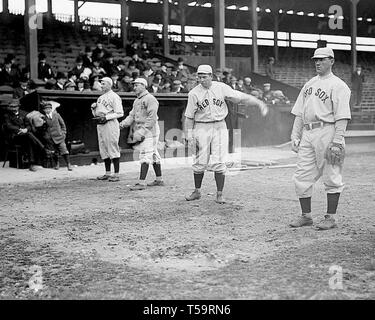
1,0,121,18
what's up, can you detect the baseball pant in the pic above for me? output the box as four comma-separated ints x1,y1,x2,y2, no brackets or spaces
192,120,228,173
293,124,345,198
97,119,120,159
133,124,161,164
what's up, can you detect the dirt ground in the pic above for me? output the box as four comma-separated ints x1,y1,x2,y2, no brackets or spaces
1,143,375,300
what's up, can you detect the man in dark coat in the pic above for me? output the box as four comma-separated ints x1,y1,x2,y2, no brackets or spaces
351,65,365,107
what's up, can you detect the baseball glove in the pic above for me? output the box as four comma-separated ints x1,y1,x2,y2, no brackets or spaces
325,142,345,166
92,116,107,125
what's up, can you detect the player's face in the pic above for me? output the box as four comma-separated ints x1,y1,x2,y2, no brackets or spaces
197,73,212,88
101,81,112,92
133,83,146,95
313,57,334,76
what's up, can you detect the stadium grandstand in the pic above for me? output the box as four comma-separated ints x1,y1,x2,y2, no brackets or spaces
0,0,374,165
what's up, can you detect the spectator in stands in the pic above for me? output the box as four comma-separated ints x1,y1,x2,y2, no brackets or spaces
38,53,54,82
139,42,153,60
262,83,274,104
243,77,255,94
132,53,145,73
169,66,179,83
222,71,231,85
6,53,20,74
176,57,190,82
92,41,108,62
140,67,153,87
53,72,67,90
149,78,162,93
229,76,239,90
127,41,141,57
76,79,85,92
111,72,121,92
171,79,186,93
3,99,48,171
90,75,102,91
82,46,94,68
160,80,171,93
91,59,107,78
114,59,126,80
0,58,20,87
119,72,133,92
213,68,223,82
272,90,290,105
126,60,140,79
237,79,245,92
102,53,116,76
184,75,198,92
70,56,85,78
40,101,72,171
265,56,275,79
351,65,365,107
13,77,32,98
64,72,77,91
159,64,170,82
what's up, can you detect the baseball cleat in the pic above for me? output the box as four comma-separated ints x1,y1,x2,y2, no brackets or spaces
97,174,110,180
108,176,120,182
147,180,165,186
130,183,146,191
185,190,201,201
215,193,226,204
289,215,313,228
315,215,337,230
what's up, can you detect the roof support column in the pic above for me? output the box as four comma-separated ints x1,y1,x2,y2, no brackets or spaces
214,0,225,71
74,0,79,32
251,0,259,72
179,0,186,46
121,0,129,50
350,0,359,72
24,0,38,80
163,0,170,57
46,0,52,20
273,11,279,61
3,0,9,14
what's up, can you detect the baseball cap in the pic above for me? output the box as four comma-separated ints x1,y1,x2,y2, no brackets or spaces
133,78,148,87
197,64,213,74
100,77,113,87
311,47,334,59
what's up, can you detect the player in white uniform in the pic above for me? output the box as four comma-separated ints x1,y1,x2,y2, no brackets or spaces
91,77,124,182
184,64,268,203
119,78,164,190
289,47,351,230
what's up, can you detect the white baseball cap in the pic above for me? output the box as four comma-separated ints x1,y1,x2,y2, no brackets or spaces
133,78,148,87
197,64,213,74
100,77,113,86
311,47,334,59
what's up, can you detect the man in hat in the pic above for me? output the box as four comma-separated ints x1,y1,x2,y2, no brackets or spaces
351,64,365,107
184,64,268,204
119,78,164,190
289,47,351,230
3,99,48,171
38,53,54,82
91,77,124,181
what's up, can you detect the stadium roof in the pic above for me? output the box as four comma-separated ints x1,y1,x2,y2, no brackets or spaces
74,0,375,19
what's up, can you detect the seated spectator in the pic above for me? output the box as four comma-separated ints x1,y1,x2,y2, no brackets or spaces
82,46,93,68
237,79,245,92
126,60,140,79
243,77,256,94
140,67,153,87
40,101,72,171
213,68,223,82
38,52,54,82
170,79,186,93
160,80,171,93
64,72,77,91
119,72,133,92
272,90,290,105
2,99,48,171
265,56,275,79
83,81,92,92
76,79,85,92
132,53,145,73
92,41,108,62
127,41,141,57
262,83,275,104
0,58,20,87
229,76,239,90
91,59,107,78
169,66,179,83
114,59,126,80
102,53,116,76
13,77,33,98
131,70,140,81
148,78,162,93
53,72,67,90
111,72,121,92
90,75,102,91
184,75,198,92
176,57,190,82
159,64,170,81
222,71,231,85
139,42,153,60
70,56,85,78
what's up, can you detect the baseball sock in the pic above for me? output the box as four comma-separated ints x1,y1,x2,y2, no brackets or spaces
193,172,204,190
327,193,340,215
139,162,149,184
153,162,162,181
104,158,111,175
112,158,120,176
214,172,225,192
299,197,311,216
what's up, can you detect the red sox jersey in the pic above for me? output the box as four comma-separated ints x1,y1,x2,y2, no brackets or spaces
93,90,123,118
185,81,245,122
291,72,351,123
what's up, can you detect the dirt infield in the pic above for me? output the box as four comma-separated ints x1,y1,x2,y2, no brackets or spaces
1,143,375,300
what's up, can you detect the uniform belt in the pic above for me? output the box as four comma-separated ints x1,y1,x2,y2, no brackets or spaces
195,120,224,123
304,121,333,131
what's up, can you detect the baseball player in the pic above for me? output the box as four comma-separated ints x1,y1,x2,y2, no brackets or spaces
184,64,268,204
91,77,124,182
119,77,164,190
289,47,351,230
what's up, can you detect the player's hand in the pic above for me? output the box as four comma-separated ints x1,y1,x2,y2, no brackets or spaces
91,102,97,109
291,139,300,153
119,121,125,129
18,128,27,134
258,101,269,116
